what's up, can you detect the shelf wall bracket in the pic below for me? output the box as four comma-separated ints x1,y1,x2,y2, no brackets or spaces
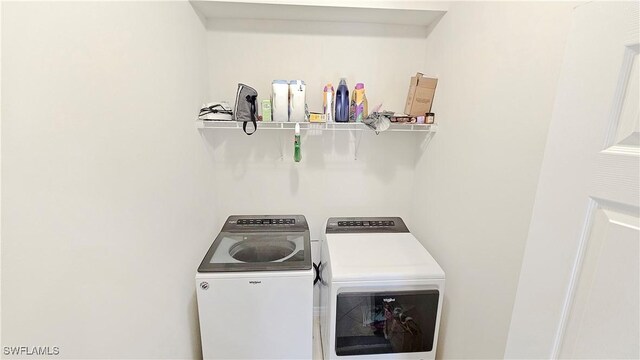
352,129,363,160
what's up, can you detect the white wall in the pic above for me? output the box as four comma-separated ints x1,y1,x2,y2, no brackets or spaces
2,2,214,358
203,18,432,240
0,0,3,348
409,2,576,359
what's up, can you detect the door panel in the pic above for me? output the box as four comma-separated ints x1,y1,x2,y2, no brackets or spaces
559,205,639,358
605,43,638,154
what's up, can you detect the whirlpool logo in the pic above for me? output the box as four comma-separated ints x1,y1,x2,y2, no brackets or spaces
248,281,262,285
383,298,395,303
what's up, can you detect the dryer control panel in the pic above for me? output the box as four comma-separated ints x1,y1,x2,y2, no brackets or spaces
326,217,409,233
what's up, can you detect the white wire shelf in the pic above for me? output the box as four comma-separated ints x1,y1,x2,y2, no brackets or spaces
195,120,437,132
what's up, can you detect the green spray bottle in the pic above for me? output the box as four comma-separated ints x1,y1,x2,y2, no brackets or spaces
294,123,301,162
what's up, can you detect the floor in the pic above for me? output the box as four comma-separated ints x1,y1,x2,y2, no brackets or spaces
313,315,323,360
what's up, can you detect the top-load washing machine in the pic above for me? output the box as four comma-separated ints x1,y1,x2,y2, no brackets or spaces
319,217,445,360
196,215,313,360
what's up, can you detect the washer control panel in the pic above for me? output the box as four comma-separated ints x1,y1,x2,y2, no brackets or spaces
326,217,409,233
222,215,307,232
237,218,296,225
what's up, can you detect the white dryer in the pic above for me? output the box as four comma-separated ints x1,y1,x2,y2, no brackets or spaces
196,215,313,360
319,217,445,360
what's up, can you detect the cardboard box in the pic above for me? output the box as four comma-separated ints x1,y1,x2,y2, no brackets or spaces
404,73,437,116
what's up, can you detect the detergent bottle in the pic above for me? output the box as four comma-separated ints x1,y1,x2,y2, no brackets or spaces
351,83,368,122
323,83,334,122
335,78,349,122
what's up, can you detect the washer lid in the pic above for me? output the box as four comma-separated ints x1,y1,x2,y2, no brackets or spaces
325,232,444,282
198,215,312,272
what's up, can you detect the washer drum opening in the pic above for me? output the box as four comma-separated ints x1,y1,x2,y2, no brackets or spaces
229,239,296,262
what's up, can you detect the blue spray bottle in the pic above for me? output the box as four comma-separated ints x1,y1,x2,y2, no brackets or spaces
335,78,349,122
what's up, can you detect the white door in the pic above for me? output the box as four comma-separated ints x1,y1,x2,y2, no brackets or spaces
505,2,639,359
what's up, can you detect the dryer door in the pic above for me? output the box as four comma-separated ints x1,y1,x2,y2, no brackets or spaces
335,290,439,356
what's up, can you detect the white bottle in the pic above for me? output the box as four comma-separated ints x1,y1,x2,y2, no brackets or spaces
323,83,334,123
289,80,306,122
